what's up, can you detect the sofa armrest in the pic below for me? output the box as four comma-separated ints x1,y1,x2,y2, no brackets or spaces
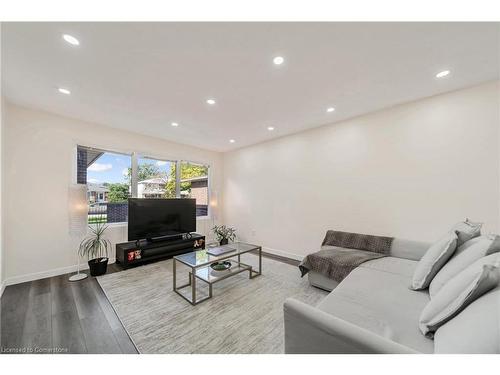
284,298,419,354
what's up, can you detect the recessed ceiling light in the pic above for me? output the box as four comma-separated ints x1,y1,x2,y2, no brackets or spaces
229,139,236,143
62,34,80,46
273,56,284,65
206,98,216,105
436,70,450,78
267,126,275,131
326,107,335,113
171,122,179,127
58,87,71,95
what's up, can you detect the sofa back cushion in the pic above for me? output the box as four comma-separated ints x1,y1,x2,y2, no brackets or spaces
429,236,499,298
390,238,430,261
410,231,458,290
419,253,500,336
434,286,500,353
323,239,431,261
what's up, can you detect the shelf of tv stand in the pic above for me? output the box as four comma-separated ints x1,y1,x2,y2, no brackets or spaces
116,233,205,268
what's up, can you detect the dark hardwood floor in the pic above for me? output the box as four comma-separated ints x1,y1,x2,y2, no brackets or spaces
0,252,297,354
0,263,138,354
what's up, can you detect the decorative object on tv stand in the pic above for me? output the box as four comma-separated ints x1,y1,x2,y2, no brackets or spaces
193,239,205,249
212,225,236,245
78,214,110,276
68,184,89,282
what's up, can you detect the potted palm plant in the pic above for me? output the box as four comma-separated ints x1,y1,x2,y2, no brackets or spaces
78,216,111,276
212,225,236,245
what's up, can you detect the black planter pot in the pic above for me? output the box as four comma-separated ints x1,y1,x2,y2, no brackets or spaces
219,238,229,246
88,257,108,276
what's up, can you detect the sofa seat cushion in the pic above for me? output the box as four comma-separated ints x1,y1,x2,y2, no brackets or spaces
307,253,417,292
317,258,433,353
308,271,339,291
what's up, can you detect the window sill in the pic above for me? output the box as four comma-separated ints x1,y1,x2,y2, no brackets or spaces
88,222,128,229
196,216,212,221
89,218,209,228
88,218,210,231
107,222,128,227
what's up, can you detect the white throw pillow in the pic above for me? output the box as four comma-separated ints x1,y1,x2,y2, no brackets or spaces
419,253,500,337
434,286,500,353
451,219,482,247
410,231,458,290
429,235,496,298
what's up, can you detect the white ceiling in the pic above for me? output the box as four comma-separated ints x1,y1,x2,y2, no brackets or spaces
2,22,499,152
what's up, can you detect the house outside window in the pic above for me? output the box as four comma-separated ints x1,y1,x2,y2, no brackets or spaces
136,157,175,198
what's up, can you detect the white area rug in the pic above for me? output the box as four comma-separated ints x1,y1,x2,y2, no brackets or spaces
97,255,327,353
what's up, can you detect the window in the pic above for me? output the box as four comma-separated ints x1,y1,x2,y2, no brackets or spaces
77,146,131,224
77,145,211,223
180,161,209,217
137,157,176,198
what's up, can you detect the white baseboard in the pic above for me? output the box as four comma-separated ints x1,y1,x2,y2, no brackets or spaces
262,246,304,261
4,258,116,287
0,280,6,298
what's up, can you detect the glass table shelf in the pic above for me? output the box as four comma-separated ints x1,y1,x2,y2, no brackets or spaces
173,242,262,305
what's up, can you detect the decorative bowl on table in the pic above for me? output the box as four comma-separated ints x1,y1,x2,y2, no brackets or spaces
210,261,232,272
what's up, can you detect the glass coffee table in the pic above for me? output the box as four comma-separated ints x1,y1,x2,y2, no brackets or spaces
173,242,262,305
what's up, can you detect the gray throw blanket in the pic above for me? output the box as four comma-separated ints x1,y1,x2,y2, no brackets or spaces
322,230,393,254
299,230,394,283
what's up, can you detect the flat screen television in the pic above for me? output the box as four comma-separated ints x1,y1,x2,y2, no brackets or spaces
128,198,196,241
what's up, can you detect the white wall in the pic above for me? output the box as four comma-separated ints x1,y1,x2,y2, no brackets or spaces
3,102,223,284
0,24,5,296
3,81,500,283
0,95,4,294
223,81,500,259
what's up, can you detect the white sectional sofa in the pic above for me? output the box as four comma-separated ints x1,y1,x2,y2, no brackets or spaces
284,238,500,353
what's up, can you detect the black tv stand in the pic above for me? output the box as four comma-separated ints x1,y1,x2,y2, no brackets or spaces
116,233,205,268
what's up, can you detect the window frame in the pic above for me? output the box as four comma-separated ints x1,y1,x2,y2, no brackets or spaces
76,145,133,226
75,144,212,225
179,160,210,218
